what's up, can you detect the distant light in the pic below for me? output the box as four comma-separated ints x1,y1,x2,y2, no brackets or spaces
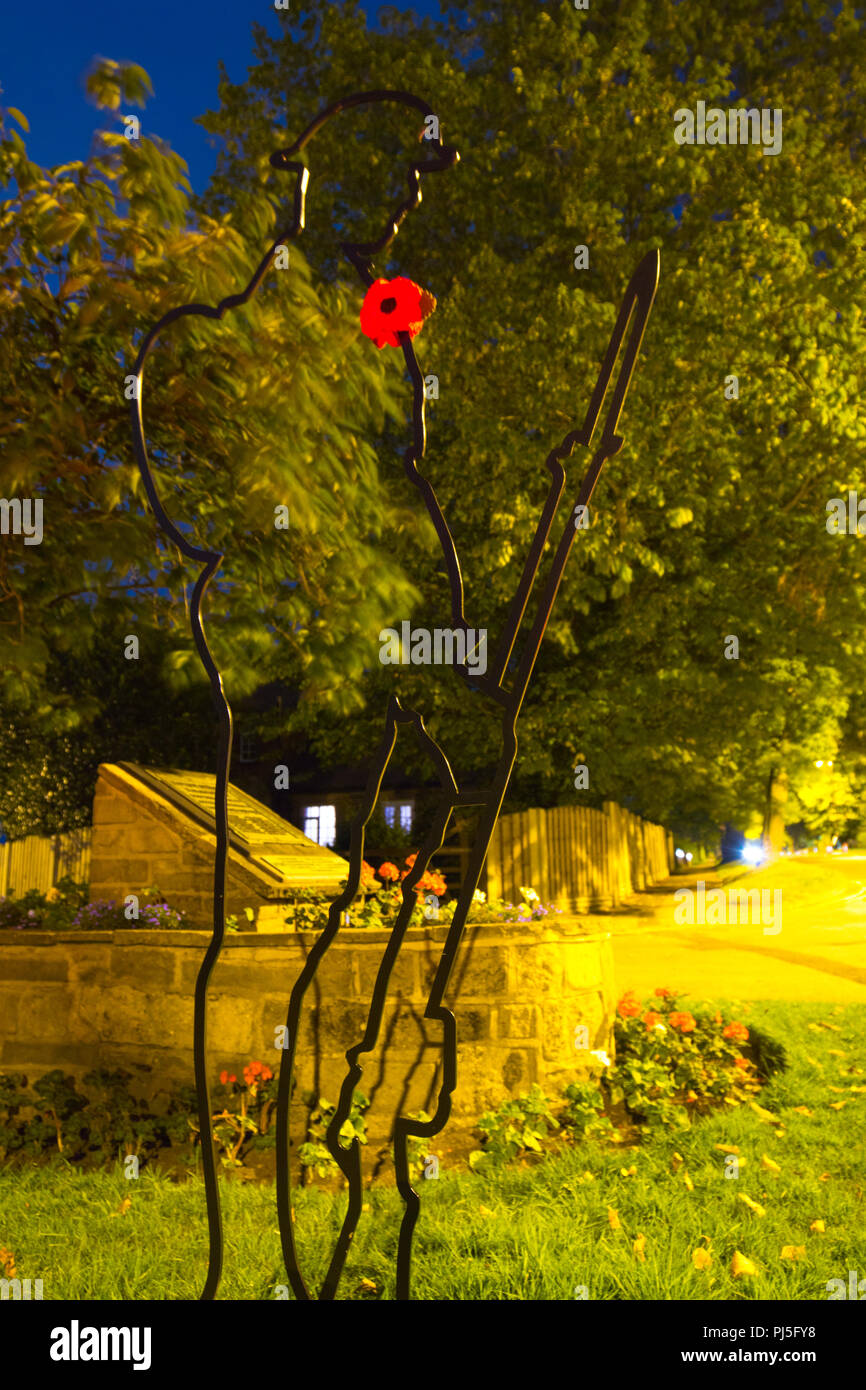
828,761,834,768
685,852,693,863
675,848,685,859
742,841,765,866
815,760,824,768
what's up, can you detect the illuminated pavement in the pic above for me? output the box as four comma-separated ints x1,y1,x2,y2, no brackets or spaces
597,857,866,1003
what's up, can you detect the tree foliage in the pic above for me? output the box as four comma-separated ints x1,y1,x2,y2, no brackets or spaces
195,0,866,840
0,60,427,830
5,3,866,843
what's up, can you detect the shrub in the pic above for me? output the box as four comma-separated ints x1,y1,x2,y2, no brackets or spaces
469,1083,560,1171
0,880,189,931
608,988,762,1129
0,877,87,930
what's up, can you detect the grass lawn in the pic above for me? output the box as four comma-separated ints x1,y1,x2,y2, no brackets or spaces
2,998,864,1300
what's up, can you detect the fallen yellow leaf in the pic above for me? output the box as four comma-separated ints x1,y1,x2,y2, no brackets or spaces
620,1165,637,1177
714,1143,739,1154
580,1171,595,1182
731,1250,759,1278
358,1277,377,1293
829,1101,847,1110
738,1194,766,1218
781,1246,806,1262
792,1106,813,1116
671,1152,685,1172
810,1220,825,1233
0,1247,17,1278
607,1207,621,1229
633,1233,647,1262
749,1101,779,1123
683,1170,694,1192
828,1049,846,1057
817,1021,841,1031
818,1172,831,1182
692,1247,712,1271
117,1197,131,1215
828,1086,845,1093
760,1154,781,1173
479,1204,495,1218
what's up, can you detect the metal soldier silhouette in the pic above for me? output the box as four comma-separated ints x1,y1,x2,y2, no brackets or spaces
129,90,659,1301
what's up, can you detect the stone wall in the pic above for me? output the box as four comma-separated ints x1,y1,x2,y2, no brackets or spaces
0,920,614,1153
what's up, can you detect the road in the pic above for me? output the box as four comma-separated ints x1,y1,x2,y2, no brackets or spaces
599,855,866,1003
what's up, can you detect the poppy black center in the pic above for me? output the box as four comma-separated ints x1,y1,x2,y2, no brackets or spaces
380,296,397,313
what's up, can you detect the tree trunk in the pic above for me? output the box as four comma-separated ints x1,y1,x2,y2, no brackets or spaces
762,765,789,856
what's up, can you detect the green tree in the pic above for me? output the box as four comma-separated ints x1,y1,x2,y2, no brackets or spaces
0,60,427,831
195,0,866,843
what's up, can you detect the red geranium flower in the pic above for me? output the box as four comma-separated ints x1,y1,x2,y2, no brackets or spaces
360,277,437,349
617,992,641,1019
643,1010,664,1030
733,1056,750,1070
654,987,676,999
723,1021,749,1042
360,860,378,891
417,870,447,898
669,1011,697,1033
378,861,400,882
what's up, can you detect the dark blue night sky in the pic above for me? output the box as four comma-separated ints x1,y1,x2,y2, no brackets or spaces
1,0,445,193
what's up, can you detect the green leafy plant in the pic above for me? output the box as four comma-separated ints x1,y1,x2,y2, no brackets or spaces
560,1079,615,1140
469,1083,560,1172
298,1092,370,1182
0,1072,29,1161
406,1111,434,1182
30,1070,89,1155
189,1061,279,1169
608,989,762,1130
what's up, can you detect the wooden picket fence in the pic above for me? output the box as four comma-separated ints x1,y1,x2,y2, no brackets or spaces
0,829,92,899
484,801,673,912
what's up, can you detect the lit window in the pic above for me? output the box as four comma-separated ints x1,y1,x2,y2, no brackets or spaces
383,801,413,833
304,805,336,848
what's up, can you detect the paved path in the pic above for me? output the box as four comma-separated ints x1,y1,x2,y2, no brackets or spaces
591,858,866,1003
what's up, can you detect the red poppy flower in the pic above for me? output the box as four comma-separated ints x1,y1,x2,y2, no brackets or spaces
378,861,400,882
360,277,437,349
